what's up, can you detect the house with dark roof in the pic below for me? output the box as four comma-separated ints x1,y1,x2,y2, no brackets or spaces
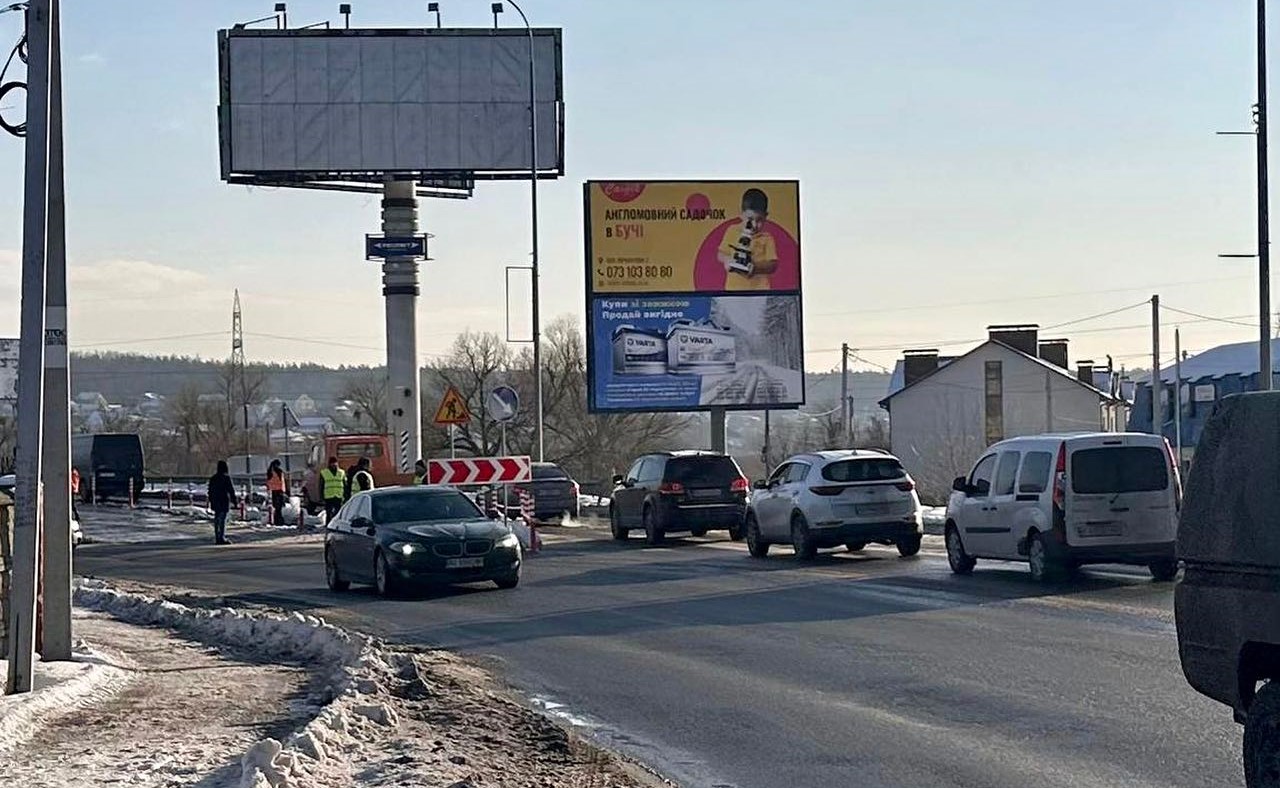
880,325,1126,502
1128,337,1280,460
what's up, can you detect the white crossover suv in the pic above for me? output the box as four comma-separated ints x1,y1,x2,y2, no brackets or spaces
745,450,923,560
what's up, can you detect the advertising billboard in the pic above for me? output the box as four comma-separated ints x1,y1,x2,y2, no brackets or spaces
218,28,564,183
584,180,804,413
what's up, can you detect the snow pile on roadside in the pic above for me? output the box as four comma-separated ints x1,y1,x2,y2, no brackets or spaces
0,641,131,759
72,579,402,788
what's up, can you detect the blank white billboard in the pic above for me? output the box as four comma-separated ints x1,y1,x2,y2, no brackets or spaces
218,28,563,181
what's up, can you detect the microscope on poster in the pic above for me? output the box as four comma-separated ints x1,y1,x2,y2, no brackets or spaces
726,216,759,276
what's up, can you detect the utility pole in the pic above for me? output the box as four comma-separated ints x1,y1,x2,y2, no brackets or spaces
7,0,54,695
840,343,850,447
231,290,249,475
1151,294,1161,436
499,0,544,461
1175,328,1184,467
762,409,771,473
1261,0,1274,390
40,0,71,662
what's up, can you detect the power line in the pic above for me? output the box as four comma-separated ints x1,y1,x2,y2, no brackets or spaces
807,306,1257,357
1160,304,1258,329
808,275,1252,318
74,331,229,348
1041,300,1149,331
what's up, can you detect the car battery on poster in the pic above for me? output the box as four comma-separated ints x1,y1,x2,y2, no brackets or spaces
611,327,668,375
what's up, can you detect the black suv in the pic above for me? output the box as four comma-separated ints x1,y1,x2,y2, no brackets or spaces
609,451,748,545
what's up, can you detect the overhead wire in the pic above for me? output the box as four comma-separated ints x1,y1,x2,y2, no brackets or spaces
1160,304,1258,329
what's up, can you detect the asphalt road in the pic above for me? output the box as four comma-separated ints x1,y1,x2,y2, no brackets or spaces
75,513,1242,788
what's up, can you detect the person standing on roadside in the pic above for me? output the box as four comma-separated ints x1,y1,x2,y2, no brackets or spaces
413,459,428,485
266,459,287,526
347,456,375,499
320,456,345,523
207,460,238,545
70,465,81,520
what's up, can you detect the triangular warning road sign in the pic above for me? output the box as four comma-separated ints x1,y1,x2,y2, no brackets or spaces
433,386,472,426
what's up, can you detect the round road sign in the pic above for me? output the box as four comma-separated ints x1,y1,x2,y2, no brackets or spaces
489,385,520,423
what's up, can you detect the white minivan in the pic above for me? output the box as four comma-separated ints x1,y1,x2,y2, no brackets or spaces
944,432,1181,582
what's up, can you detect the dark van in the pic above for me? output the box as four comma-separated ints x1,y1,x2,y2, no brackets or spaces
1176,392,1280,786
72,433,144,502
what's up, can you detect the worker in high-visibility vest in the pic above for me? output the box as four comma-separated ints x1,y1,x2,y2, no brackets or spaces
346,457,375,500
413,459,428,485
319,456,346,522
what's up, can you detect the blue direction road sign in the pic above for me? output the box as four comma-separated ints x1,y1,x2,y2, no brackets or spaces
489,385,520,423
366,235,428,260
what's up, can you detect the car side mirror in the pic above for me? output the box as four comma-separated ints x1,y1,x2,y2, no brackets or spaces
352,516,374,532
952,476,970,494
753,479,770,490
486,508,501,521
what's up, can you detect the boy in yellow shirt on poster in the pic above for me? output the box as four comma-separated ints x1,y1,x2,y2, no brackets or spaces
717,187,779,291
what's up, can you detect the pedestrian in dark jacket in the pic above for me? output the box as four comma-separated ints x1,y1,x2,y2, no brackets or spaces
207,460,238,545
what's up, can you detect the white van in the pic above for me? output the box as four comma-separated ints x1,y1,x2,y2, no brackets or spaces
944,432,1181,581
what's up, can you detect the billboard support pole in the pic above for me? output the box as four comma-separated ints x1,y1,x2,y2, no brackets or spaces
710,408,726,454
40,0,72,662
381,180,423,475
7,0,53,695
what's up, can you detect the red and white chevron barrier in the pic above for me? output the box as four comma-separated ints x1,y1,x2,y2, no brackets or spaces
427,456,532,486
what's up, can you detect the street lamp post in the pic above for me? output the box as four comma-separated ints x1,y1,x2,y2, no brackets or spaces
495,1,544,461
1258,0,1273,390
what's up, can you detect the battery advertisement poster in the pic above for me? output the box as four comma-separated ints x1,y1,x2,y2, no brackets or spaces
584,180,805,413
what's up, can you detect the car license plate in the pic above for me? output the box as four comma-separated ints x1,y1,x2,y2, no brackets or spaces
1078,522,1123,538
690,489,721,500
856,502,891,516
446,557,485,569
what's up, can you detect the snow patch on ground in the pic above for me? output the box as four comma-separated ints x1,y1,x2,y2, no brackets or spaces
922,506,946,534
73,578,395,788
0,640,131,759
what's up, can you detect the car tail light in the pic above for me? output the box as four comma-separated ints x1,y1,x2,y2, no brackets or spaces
809,485,844,496
1052,442,1067,511
659,481,684,495
894,480,915,493
572,480,581,497
730,477,749,493
1163,438,1183,512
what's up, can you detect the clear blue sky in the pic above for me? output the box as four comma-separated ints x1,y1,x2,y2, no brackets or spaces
0,0,1266,374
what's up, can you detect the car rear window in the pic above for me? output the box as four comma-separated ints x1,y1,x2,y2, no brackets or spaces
665,456,743,486
821,458,905,483
372,490,481,525
532,464,570,480
1071,446,1168,494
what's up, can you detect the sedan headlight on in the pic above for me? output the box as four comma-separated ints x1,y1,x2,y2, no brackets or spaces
389,541,420,557
497,533,520,549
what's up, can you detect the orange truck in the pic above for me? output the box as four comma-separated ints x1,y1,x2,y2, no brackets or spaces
300,433,413,512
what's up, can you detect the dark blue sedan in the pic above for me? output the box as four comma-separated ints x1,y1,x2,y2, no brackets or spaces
324,485,522,596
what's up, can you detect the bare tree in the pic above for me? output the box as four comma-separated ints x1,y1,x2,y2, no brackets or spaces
0,413,14,474
337,371,388,434
427,331,517,458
